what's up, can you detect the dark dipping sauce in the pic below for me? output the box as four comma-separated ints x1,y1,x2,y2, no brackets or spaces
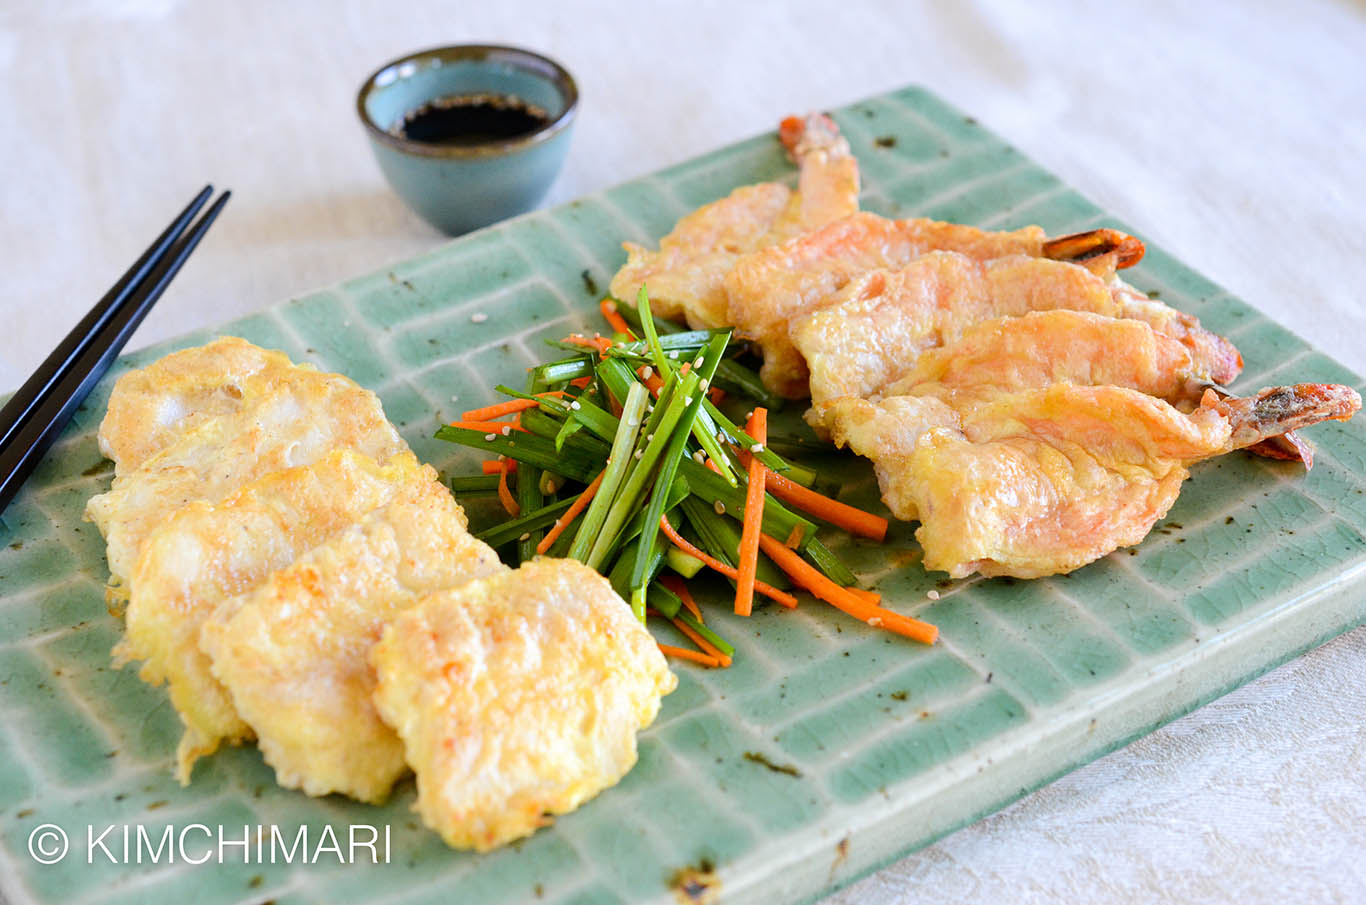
392,93,550,147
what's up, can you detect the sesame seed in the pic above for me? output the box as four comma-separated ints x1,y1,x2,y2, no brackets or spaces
634,449,644,459
713,500,726,515
450,395,459,402
700,378,710,390
470,312,488,323
750,443,764,453
668,350,679,359
484,433,496,441
646,433,654,442
692,450,706,463
519,532,531,542
570,401,581,410
501,425,512,436
927,589,941,600
693,357,703,368
642,366,653,379
867,617,883,628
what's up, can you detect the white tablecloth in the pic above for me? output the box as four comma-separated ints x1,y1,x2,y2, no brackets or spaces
3,1,1364,901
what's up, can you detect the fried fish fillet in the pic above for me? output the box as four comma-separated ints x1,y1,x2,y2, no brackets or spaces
371,558,676,852
117,450,430,782
200,475,505,803
793,254,1242,412
818,313,1360,577
610,113,859,328
86,338,405,594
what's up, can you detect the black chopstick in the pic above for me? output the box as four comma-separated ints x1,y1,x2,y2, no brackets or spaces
0,186,231,514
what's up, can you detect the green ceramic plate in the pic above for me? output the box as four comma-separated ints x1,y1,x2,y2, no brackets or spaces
2,86,1364,905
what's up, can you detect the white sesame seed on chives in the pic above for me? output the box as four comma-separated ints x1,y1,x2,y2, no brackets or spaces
519,533,531,542
700,378,710,390
501,425,512,436
692,450,706,463
693,357,703,368
484,433,496,441
470,312,488,323
668,350,679,359
713,500,726,515
750,443,764,453
570,400,581,410
634,449,644,459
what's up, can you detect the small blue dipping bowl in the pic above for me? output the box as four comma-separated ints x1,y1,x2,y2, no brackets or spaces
357,45,578,235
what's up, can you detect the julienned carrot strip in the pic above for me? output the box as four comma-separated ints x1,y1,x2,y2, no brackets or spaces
460,392,566,422
448,419,530,434
659,575,704,624
659,515,797,608
569,376,593,389
600,298,635,337
636,365,664,396
535,471,605,554
846,587,881,606
762,467,888,541
671,616,732,667
460,397,540,422
564,334,614,355
481,459,517,475
657,642,721,667
735,408,768,616
497,464,520,517
707,386,727,404
756,533,937,644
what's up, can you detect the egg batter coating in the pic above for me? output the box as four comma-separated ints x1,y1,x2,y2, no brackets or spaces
818,313,1360,577
793,254,1241,412
723,212,1049,397
200,476,505,803
610,113,859,328
118,450,430,782
371,559,676,852
86,337,405,594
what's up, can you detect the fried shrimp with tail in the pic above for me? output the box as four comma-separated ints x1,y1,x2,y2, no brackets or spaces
609,113,859,329
723,213,1154,398
818,312,1360,579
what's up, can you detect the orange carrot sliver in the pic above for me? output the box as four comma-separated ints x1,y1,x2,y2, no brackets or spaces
659,515,797,608
536,470,605,554
735,408,768,617
757,533,937,644
660,574,704,625
481,459,517,475
657,642,721,667
600,298,635,337
569,376,593,389
497,465,520,518
846,587,881,606
449,419,529,434
671,616,732,667
563,334,614,355
461,397,541,422
762,467,888,541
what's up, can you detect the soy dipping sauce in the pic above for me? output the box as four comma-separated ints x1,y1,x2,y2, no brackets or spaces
393,93,550,146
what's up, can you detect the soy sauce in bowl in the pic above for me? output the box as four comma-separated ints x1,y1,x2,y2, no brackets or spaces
392,93,550,147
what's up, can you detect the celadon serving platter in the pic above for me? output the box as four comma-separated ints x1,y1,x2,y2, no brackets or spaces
2,86,1364,905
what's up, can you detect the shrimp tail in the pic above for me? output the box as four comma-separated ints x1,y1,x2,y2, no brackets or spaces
1204,384,1361,466
779,113,848,164
1043,228,1146,269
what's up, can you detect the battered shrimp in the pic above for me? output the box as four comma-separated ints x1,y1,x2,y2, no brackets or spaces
609,113,859,329
792,254,1241,412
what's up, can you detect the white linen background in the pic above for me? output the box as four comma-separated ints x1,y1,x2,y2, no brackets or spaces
2,0,1364,902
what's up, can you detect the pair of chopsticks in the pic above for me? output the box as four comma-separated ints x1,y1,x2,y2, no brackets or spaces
0,186,231,514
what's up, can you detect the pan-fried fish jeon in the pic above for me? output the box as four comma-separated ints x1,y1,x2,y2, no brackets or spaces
793,254,1242,410
819,312,1361,577
201,475,505,803
610,113,859,329
86,337,405,593
371,558,676,852
117,450,431,782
